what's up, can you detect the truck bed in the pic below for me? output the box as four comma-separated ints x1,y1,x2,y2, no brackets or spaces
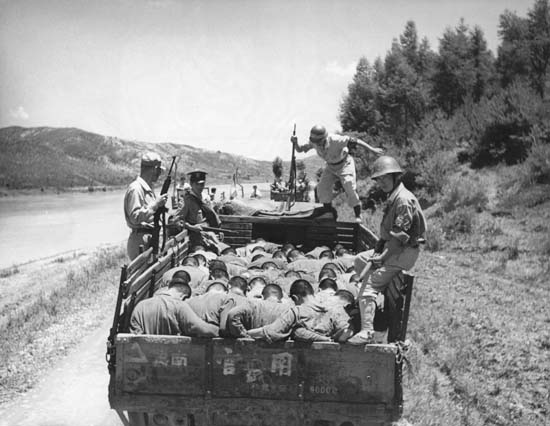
107,215,413,426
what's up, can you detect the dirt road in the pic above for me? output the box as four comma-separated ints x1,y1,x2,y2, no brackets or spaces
0,317,121,426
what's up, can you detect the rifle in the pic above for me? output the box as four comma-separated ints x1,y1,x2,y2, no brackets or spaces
151,156,177,255
287,123,297,211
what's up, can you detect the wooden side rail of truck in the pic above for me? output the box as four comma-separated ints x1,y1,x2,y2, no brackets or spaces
107,215,414,426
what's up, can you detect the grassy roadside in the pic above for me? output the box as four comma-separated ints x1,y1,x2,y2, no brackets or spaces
0,245,126,404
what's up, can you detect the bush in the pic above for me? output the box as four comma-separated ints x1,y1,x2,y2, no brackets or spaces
415,150,458,200
424,221,445,252
441,207,475,238
471,121,531,168
523,137,550,185
441,174,489,213
456,82,545,168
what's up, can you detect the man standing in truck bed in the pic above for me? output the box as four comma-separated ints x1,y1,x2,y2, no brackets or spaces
123,152,169,260
173,170,229,254
291,125,384,222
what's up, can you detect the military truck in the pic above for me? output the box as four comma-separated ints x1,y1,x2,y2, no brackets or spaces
107,215,413,426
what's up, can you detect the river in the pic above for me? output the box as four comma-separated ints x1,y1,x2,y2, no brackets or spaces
0,182,271,270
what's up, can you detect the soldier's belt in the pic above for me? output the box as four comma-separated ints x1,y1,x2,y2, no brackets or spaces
327,155,348,166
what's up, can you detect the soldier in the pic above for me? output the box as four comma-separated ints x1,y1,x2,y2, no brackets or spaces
173,170,229,254
130,271,218,337
186,287,247,335
247,280,355,343
291,125,384,222
123,152,169,260
225,284,290,338
250,185,262,198
348,156,426,345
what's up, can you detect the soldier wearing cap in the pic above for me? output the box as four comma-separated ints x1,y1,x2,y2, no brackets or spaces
123,152,169,260
291,125,384,223
348,156,426,345
173,170,229,254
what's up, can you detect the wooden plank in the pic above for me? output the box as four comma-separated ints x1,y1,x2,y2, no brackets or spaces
127,247,153,277
116,335,208,396
336,234,355,242
303,344,396,404
221,223,252,230
211,339,301,400
127,250,173,296
224,237,253,247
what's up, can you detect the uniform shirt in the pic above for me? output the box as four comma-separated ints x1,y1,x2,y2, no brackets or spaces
226,299,292,337
124,176,157,229
300,134,353,165
287,258,331,276
175,190,223,248
256,304,351,343
162,266,209,290
186,292,247,334
129,289,219,337
380,183,427,247
177,191,209,226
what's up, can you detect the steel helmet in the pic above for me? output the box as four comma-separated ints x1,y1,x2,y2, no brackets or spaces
309,125,328,144
371,156,403,179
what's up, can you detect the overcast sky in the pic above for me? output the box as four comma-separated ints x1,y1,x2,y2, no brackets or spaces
0,0,530,160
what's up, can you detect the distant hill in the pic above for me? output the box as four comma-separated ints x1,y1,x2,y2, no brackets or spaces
0,126,323,190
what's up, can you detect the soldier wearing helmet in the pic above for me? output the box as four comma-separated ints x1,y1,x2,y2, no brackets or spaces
291,125,384,222
348,156,427,345
123,152,169,260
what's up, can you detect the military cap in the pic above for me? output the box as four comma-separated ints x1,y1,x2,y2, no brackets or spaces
188,170,207,183
141,151,163,167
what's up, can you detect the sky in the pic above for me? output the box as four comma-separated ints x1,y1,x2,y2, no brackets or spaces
0,0,531,161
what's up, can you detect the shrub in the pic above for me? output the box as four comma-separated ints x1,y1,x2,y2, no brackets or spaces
457,81,544,168
415,150,458,200
441,207,475,238
523,137,550,185
441,174,489,213
470,121,531,168
424,221,445,252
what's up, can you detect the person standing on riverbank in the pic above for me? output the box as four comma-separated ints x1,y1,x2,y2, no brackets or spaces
123,152,169,260
291,125,384,222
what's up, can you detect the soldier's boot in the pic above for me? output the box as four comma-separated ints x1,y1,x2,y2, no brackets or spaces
347,296,376,345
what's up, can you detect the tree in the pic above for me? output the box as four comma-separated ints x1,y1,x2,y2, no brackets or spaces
339,57,383,134
527,0,550,97
272,157,283,179
432,20,493,114
399,21,419,70
496,10,530,86
469,26,495,101
379,40,427,144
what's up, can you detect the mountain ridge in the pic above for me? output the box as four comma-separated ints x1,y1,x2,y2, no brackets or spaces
0,126,323,190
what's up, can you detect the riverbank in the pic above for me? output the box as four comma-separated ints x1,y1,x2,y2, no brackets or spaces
0,184,127,198
0,244,125,404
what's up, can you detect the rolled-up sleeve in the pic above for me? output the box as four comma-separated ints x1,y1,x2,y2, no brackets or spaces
260,308,298,343
226,303,253,337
